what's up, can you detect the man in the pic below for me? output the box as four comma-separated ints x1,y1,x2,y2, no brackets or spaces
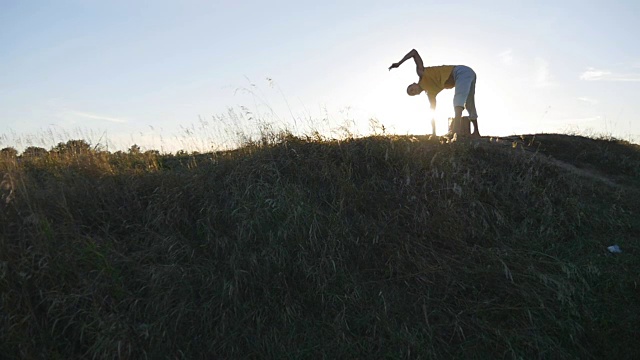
389,49,480,138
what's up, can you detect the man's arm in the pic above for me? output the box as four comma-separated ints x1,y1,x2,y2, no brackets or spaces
388,49,425,77
428,93,437,111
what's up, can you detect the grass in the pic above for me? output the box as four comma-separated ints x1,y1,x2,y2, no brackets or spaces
1,131,639,359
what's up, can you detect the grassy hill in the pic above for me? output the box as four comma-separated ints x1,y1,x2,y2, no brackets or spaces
1,133,639,359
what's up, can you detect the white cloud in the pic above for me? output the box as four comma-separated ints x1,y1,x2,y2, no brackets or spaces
577,96,598,105
579,68,612,80
580,67,640,82
68,111,128,123
498,49,513,65
534,57,555,87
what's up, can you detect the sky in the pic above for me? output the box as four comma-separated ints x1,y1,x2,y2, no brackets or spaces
1,0,640,152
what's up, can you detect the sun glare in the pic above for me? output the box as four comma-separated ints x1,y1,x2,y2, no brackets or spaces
475,85,511,137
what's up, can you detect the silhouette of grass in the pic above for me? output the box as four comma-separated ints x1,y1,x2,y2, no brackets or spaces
1,132,639,358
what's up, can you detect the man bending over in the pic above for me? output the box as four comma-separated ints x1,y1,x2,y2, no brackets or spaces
389,49,480,138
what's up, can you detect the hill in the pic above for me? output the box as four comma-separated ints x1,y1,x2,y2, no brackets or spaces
1,133,639,359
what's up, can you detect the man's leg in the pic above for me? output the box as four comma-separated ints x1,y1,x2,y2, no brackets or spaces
451,66,475,137
451,106,464,135
465,77,480,136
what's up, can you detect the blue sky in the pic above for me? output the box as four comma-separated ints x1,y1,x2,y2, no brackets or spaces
1,0,639,152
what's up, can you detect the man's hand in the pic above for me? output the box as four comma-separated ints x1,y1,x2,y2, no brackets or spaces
388,62,400,71
431,117,436,137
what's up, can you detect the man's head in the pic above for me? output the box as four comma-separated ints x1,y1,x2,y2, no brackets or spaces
406,83,422,96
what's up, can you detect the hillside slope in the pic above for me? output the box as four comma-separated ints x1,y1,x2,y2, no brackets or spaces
1,133,639,359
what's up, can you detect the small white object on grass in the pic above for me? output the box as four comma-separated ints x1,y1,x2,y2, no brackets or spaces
607,245,622,254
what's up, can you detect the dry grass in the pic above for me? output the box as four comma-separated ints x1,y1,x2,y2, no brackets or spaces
1,133,639,359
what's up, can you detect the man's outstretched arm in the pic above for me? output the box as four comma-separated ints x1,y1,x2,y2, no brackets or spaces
388,49,425,77
428,94,437,111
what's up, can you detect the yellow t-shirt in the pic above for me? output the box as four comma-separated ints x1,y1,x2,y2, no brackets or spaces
418,65,455,98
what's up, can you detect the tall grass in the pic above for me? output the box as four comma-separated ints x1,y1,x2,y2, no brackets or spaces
1,129,639,359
